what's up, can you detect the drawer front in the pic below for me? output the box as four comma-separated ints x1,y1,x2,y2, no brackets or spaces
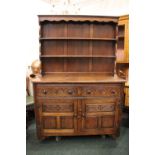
35,84,77,97
81,84,121,97
38,99,76,113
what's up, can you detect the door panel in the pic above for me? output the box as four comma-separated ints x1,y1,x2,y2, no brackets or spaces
101,116,115,128
84,116,98,129
61,116,74,129
80,98,116,133
39,99,78,134
43,116,57,129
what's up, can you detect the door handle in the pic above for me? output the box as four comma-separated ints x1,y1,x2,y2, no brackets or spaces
43,89,47,95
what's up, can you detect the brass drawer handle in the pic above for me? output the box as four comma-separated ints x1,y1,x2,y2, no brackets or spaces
87,90,91,94
111,90,115,94
68,90,73,95
43,90,47,95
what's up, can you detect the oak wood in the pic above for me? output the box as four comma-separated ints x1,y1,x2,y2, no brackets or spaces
33,15,125,140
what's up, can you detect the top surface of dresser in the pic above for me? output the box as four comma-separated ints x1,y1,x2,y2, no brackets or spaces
32,73,125,84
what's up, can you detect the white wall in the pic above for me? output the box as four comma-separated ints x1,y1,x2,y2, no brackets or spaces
25,0,129,67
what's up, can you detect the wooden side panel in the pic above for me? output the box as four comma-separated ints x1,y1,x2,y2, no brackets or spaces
124,86,129,107
117,39,125,62
125,20,129,62
33,84,44,139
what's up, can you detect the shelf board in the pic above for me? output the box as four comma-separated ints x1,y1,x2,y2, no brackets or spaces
39,37,117,41
40,55,116,58
116,61,129,64
118,35,124,39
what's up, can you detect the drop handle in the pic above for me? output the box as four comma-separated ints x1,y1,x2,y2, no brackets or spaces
87,90,91,94
111,90,115,94
43,90,47,95
68,90,73,95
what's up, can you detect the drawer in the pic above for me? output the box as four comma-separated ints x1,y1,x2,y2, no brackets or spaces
35,84,78,97
81,85,121,97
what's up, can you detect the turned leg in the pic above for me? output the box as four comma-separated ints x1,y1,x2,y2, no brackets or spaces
101,135,106,139
111,128,120,139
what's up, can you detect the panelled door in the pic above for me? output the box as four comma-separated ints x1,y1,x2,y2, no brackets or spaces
38,99,78,135
79,98,117,134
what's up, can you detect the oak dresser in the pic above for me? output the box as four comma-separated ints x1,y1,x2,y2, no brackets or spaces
32,15,125,140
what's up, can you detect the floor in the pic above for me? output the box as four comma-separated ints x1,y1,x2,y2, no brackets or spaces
26,120,129,155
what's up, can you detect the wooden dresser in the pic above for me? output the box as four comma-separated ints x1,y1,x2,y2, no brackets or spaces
32,15,125,140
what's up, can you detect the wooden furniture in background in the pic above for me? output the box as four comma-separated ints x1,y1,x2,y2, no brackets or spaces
117,15,129,63
32,15,125,140
124,83,129,107
116,15,129,108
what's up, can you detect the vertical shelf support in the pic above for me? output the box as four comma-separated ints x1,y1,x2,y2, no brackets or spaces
89,23,93,72
114,25,118,76
64,23,68,72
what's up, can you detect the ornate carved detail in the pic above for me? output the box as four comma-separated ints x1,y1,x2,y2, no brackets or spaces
82,86,121,97
37,86,77,97
86,103,115,112
39,15,118,23
43,103,73,112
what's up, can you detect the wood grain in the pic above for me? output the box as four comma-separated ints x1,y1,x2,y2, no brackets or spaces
33,15,125,140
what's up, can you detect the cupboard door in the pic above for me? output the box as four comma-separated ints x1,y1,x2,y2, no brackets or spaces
79,99,116,134
38,99,78,135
